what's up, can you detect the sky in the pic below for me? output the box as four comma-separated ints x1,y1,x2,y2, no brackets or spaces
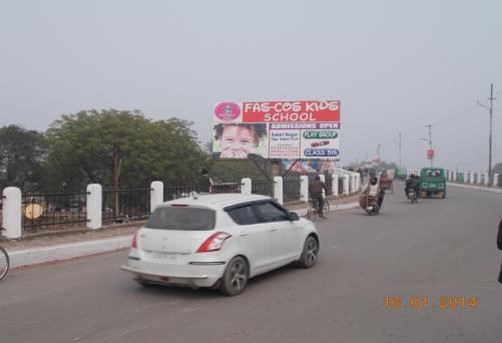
1,0,501,171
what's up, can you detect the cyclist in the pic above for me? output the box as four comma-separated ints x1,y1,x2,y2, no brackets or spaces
309,175,328,219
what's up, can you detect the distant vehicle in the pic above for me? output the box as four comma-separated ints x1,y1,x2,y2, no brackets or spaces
419,168,446,198
121,193,320,296
394,167,407,181
380,173,394,194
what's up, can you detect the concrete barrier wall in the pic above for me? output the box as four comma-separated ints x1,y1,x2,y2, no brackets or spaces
2,170,361,239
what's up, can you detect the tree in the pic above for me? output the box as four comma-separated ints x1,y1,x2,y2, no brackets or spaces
44,109,208,191
0,125,45,191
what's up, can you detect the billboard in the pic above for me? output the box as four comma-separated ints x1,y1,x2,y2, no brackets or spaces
212,100,341,160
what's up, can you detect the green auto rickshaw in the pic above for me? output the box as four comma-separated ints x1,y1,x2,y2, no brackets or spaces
420,167,446,198
395,167,407,181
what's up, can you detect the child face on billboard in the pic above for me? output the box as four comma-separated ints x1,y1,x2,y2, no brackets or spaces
219,125,256,158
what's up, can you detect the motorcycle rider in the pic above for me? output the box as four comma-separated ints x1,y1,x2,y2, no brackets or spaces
361,175,385,209
405,174,420,197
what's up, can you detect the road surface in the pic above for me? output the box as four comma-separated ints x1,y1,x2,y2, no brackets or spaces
1,185,501,343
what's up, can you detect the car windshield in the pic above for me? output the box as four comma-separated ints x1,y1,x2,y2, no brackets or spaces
145,206,215,231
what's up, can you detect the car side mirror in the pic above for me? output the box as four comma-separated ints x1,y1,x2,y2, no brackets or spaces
289,212,300,221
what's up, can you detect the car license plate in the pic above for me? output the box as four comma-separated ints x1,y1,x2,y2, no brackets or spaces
151,252,179,261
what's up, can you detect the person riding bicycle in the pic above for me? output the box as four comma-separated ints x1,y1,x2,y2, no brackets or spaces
309,175,328,219
405,173,420,197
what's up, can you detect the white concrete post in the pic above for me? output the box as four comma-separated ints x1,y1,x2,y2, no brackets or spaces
469,172,474,184
150,181,164,213
86,183,102,230
300,175,309,202
476,172,482,185
484,173,489,186
274,176,283,205
494,174,500,187
2,187,22,239
331,174,339,197
241,178,252,195
349,174,355,193
453,171,457,182
343,175,349,196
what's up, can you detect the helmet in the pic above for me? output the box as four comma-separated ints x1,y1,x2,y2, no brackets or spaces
370,176,378,185
315,175,321,181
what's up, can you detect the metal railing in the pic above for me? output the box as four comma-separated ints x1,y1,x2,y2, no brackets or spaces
283,175,301,202
211,181,242,194
3,172,367,239
102,188,150,224
323,173,333,195
252,180,274,197
22,191,88,232
163,185,199,201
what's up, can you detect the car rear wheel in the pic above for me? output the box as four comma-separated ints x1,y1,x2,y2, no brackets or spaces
220,256,249,296
299,235,319,268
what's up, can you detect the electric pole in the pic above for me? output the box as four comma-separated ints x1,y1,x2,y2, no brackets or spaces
488,83,496,183
398,132,402,168
426,124,433,168
478,83,497,185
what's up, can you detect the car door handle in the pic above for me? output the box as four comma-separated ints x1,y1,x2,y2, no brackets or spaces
239,233,248,237
270,228,278,232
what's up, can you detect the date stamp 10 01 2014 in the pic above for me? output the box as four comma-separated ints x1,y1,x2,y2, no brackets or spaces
384,296,478,310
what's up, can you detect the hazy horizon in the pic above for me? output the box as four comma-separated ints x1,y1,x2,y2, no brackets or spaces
1,0,501,171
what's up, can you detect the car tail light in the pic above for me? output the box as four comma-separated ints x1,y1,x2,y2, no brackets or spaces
131,232,138,248
197,232,231,253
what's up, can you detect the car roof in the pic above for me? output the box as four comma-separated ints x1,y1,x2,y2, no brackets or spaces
159,193,272,210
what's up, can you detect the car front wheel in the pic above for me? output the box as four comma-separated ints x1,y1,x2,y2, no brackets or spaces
299,235,319,268
220,256,249,296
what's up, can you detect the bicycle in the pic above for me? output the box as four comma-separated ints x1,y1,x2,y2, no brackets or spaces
0,244,9,280
307,197,319,221
307,196,330,221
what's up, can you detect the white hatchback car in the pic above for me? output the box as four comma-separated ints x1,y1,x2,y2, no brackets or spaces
121,193,320,295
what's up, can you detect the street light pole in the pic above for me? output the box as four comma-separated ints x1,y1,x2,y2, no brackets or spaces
477,83,496,185
426,124,433,168
488,83,495,183
398,132,402,168
394,132,402,168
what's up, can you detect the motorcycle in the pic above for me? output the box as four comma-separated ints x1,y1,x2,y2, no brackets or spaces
359,194,380,215
408,189,418,203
